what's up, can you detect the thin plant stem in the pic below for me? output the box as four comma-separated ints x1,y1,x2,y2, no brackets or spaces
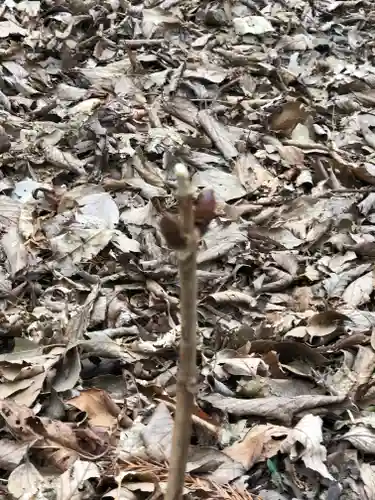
165,164,198,500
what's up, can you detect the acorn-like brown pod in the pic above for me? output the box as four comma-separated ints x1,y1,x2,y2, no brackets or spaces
194,188,216,235
160,213,187,250
160,189,216,249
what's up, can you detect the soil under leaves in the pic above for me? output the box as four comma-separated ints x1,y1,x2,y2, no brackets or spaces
0,0,375,499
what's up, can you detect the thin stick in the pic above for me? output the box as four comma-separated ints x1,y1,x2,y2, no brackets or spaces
165,164,198,500
249,186,375,207
123,39,165,47
156,398,220,437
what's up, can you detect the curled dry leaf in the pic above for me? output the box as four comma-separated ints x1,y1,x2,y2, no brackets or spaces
223,424,289,470
44,145,87,176
306,311,352,337
342,425,375,454
141,402,173,462
1,226,28,276
233,16,274,36
280,414,334,481
0,439,29,471
55,460,100,500
250,340,329,367
200,393,346,425
343,271,373,307
7,461,44,500
198,110,238,160
222,356,268,377
192,168,245,202
67,388,131,429
208,290,256,307
269,101,309,135
353,163,375,185
0,124,10,153
277,145,305,166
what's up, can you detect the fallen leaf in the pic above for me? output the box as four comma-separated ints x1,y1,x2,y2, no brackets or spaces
223,424,288,469
270,101,308,135
67,388,121,428
342,425,375,454
306,311,352,337
200,393,345,424
7,462,44,499
343,271,373,307
141,403,173,461
280,414,334,480
233,16,274,36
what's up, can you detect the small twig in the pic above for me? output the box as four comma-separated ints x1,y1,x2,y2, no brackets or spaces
124,39,165,47
237,0,263,14
249,186,375,207
87,326,139,338
165,164,198,500
198,110,238,160
156,398,221,438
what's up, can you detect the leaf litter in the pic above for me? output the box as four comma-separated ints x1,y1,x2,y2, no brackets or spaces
1,0,375,498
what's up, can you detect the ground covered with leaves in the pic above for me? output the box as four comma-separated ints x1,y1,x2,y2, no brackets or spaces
1,0,375,498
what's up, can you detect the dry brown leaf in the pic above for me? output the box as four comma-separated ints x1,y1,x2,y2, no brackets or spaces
223,424,289,469
343,271,374,307
269,101,308,135
208,291,256,307
0,439,29,471
353,163,375,185
250,340,329,367
306,311,352,337
201,393,345,424
44,145,87,176
277,145,305,166
360,463,375,500
280,414,334,481
342,425,375,454
7,462,45,499
222,356,268,377
67,388,121,428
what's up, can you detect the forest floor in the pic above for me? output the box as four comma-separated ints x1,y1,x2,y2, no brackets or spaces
0,0,374,499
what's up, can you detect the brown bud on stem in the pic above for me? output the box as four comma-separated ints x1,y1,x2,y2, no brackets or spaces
160,213,187,250
194,188,216,235
160,188,216,249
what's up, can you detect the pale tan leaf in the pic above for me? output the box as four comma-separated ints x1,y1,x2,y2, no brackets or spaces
223,424,288,469
223,356,268,377
201,393,345,424
1,226,28,276
56,460,100,500
0,439,28,471
277,145,305,166
360,463,375,500
7,462,44,499
281,414,334,480
67,388,121,428
141,402,173,461
306,311,351,337
270,101,308,134
343,271,373,307
342,425,375,454
44,145,87,175
208,290,256,307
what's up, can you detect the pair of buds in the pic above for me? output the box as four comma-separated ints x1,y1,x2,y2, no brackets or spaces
160,189,216,250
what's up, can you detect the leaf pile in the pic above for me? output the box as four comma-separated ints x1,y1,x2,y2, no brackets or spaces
1,0,375,498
